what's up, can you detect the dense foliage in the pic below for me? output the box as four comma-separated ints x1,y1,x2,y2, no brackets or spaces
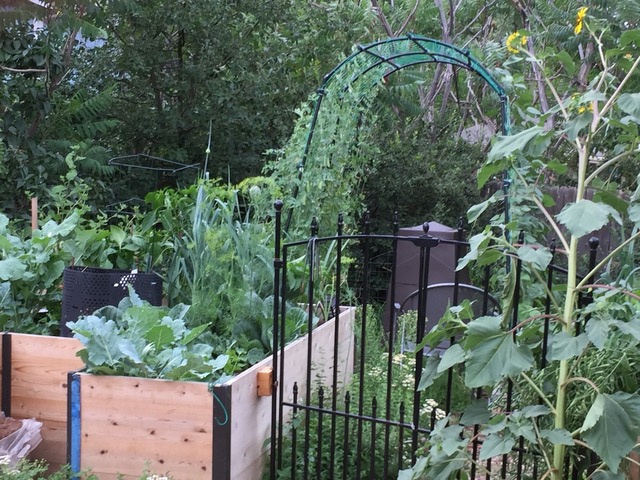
2,1,640,478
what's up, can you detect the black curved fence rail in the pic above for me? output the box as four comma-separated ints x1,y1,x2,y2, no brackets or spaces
269,206,600,480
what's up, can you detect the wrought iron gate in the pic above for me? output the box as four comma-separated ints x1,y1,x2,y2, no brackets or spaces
269,203,602,480
269,202,506,479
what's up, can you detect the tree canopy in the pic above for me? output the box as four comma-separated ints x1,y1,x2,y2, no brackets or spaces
1,0,639,224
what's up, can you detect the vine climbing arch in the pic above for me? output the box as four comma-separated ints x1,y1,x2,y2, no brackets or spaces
280,33,511,232
269,35,514,480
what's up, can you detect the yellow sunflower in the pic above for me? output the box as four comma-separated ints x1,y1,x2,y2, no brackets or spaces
574,7,588,35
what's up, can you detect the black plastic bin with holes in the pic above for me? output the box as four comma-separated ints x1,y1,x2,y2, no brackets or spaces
60,266,163,336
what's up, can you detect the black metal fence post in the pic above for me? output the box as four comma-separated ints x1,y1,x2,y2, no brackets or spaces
270,200,283,480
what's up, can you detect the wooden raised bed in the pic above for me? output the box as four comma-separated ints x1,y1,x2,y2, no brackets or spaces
68,306,356,480
0,333,84,471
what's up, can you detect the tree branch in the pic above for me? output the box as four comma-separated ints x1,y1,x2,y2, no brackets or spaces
0,65,46,73
370,0,394,37
394,0,420,37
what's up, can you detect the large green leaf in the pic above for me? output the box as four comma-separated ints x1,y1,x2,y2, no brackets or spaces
554,51,576,75
540,429,574,446
456,230,493,271
629,204,640,226
557,200,620,238
180,323,210,345
425,447,467,480
398,458,428,480
517,245,553,270
477,160,508,189
437,344,465,373
145,324,176,349
581,392,640,473
0,257,28,281
465,331,534,388
521,405,551,418
488,127,549,161
73,316,123,368
467,196,498,223
0,234,12,251
594,189,628,215
547,332,589,361
118,339,146,366
618,93,640,122
460,399,491,426
43,260,65,288
479,433,515,461
418,353,443,390
39,211,79,238
465,315,502,348
109,225,127,247
564,112,593,141
585,317,612,349
592,471,625,480
614,318,640,341
125,306,164,337
620,29,640,48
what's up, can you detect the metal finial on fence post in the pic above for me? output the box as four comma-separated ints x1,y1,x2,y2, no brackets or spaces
337,213,344,236
393,211,399,236
363,210,371,234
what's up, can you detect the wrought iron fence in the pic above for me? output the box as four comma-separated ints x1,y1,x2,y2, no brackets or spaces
270,204,601,480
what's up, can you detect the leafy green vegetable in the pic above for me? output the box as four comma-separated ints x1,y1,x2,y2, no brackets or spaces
67,288,228,382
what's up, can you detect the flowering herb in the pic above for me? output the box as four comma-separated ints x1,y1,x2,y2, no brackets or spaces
506,31,528,54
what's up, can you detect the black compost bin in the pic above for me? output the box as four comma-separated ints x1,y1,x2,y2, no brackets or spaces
61,266,163,336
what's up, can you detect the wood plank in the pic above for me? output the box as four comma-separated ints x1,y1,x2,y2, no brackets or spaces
30,419,67,472
78,374,213,480
9,334,84,468
224,306,356,480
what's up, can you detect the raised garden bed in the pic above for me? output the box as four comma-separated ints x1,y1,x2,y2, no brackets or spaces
0,306,354,479
0,333,84,471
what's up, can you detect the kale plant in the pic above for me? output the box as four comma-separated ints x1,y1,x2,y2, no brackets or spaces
67,288,228,382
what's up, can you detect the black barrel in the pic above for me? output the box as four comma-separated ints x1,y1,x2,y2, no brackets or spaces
61,266,162,336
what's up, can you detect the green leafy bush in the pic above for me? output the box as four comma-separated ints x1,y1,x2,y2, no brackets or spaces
0,456,173,480
67,289,228,382
0,212,78,333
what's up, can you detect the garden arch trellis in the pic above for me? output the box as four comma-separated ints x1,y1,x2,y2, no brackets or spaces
271,35,513,480
284,33,512,232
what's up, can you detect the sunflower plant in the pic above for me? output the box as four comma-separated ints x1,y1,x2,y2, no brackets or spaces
402,9,640,480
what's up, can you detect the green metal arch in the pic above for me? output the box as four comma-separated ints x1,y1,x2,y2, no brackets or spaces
288,34,511,230
325,34,507,101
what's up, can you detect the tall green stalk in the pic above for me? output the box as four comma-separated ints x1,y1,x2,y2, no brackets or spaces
547,30,640,475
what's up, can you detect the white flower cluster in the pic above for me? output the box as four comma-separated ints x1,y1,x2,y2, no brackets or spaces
391,353,415,367
420,398,446,421
0,455,11,466
146,475,170,480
